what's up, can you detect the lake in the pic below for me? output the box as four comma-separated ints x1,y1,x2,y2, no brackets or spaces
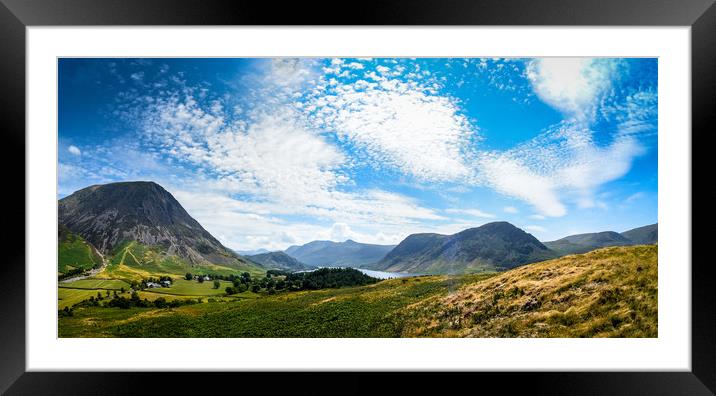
355,268,422,279
296,267,422,280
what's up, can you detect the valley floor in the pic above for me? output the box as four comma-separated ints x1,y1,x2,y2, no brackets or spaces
58,245,657,338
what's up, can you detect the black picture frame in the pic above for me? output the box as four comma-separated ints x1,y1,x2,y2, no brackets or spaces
1,0,714,394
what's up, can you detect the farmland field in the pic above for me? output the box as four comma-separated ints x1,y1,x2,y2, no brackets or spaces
60,279,131,290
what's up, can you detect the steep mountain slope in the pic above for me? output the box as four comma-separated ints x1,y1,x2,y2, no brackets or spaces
369,222,556,274
284,239,395,267
58,181,261,273
621,223,658,245
544,223,658,255
58,224,103,275
246,251,314,272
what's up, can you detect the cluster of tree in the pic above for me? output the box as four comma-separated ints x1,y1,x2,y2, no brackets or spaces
58,267,88,281
284,268,379,290
58,306,74,317
73,291,201,310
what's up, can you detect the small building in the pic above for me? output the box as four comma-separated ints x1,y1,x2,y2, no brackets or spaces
146,282,161,288
160,280,171,287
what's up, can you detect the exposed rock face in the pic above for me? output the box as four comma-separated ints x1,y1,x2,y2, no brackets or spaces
58,181,242,266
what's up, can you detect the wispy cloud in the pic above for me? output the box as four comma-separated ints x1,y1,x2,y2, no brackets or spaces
445,208,496,219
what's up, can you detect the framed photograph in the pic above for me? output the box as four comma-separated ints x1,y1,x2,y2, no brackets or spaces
3,0,714,394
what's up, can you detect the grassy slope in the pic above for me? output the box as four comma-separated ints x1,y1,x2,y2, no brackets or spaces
400,245,657,337
58,231,102,274
101,241,265,282
59,245,657,338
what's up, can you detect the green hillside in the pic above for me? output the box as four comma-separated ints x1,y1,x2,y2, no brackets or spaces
621,223,658,245
102,241,265,282
59,245,657,338
58,225,102,275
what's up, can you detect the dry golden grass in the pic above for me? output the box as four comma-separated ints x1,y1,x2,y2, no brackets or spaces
400,245,657,338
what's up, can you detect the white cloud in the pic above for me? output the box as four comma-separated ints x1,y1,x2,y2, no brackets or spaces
529,214,546,220
267,58,316,88
503,206,519,214
68,145,81,156
475,120,645,217
329,222,353,241
305,68,478,182
524,225,547,233
526,58,617,120
445,208,495,219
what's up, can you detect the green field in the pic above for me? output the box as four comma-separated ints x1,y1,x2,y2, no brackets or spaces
58,288,107,309
58,245,657,338
58,277,242,309
60,279,131,290
58,274,484,337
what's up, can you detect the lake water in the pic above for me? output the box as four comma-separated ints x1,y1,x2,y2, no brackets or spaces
355,268,422,279
297,267,422,280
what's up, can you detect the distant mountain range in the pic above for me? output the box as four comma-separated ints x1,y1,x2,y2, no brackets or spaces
364,222,557,274
246,251,314,272
544,223,657,255
58,181,259,272
236,248,270,256
284,240,395,267
57,181,658,278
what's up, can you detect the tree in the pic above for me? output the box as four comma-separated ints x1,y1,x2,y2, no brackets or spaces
251,284,261,293
154,297,168,308
213,280,221,289
198,276,205,283
225,286,237,295
185,272,193,280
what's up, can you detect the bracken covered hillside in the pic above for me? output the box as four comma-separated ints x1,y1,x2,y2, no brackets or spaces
400,245,657,337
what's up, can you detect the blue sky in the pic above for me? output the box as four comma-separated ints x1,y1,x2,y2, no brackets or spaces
58,58,657,250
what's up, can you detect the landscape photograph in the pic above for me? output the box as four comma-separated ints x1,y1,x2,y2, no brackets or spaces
57,57,658,338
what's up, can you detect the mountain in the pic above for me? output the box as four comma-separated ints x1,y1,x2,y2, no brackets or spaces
284,240,395,267
620,223,658,245
236,248,270,256
544,231,632,255
246,251,314,272
58,181,259,272
544,223,658,255
368,222,557,274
